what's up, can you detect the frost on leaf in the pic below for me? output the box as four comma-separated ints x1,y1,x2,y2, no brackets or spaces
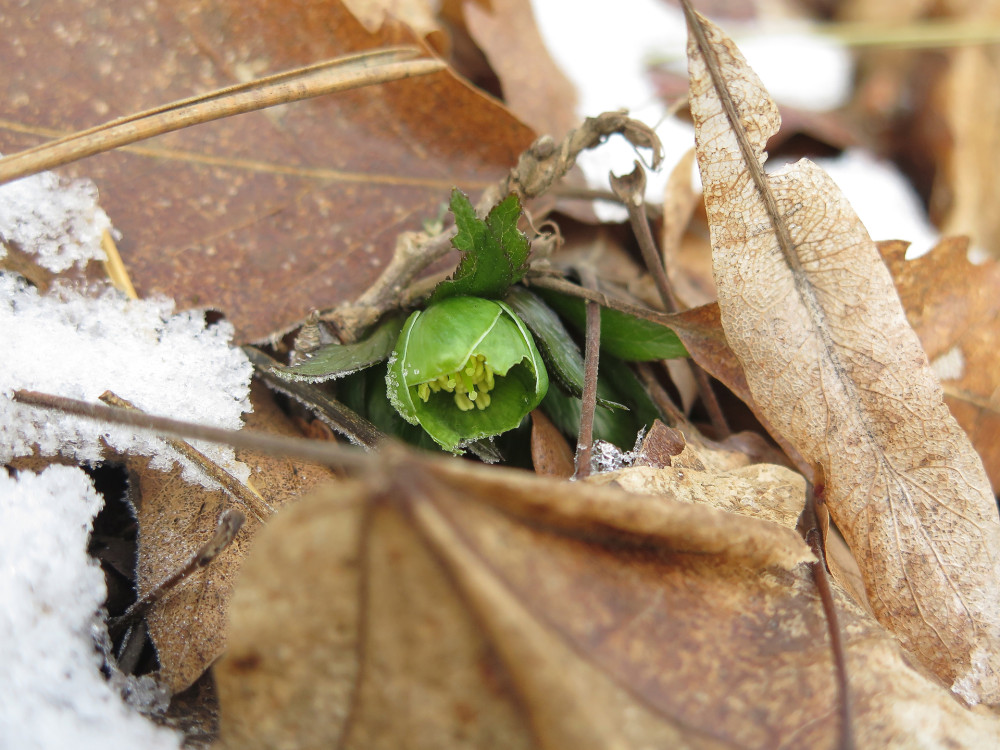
685,3,1000,703
0,169,110,272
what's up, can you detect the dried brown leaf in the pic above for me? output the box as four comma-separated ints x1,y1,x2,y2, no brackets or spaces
134,383,335,693
0,0,534,342
530,409,574,478
217,449,1000,748
462,0,579,140
685,4,1000,702
881,237,1000,493
594,459,806,533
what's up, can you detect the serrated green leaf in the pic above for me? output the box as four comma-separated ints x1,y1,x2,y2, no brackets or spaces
504,286,627,411
536,288,688,361
430,190,530,302
272,315,404,383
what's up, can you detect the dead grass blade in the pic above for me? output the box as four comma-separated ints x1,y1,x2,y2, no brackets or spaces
0,47,443,185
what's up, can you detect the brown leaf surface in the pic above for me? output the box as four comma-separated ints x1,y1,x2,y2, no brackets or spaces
0,0,535,342
841,2,1000,258
881,237,1000,493
217,450,1000,748
462,0,579,140
134,383,335,693
530,408,574,478
685,5,1000,702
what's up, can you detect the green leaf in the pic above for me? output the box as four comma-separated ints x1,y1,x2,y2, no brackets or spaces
504,286,627,411
272,315,404,383
540,378,641,451
536,288,688,361
430,190,530,302
539,353,665,452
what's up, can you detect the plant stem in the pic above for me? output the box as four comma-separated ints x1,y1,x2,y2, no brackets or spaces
574,268,602,480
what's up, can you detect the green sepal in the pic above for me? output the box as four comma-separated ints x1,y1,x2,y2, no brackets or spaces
387,296,548,452
273,315,404,383
430,190,530,303
504,285,627,411
536,288,688,361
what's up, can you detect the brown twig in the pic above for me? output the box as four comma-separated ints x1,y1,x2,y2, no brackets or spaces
0,48,444,186
634,362,685,426
798,475,855,750
330,112,666,342
574,268,602,480
610,160,729,437
108,508,245,639
13,390,363,470
98,391,274,522
525,274,678,328
610,161,681,313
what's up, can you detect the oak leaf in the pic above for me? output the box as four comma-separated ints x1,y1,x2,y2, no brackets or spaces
685,3,1000,703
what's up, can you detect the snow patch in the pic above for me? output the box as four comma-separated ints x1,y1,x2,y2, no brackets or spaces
0,275,253,488
931,346,965,382
0,466,182,749
0,171,111,272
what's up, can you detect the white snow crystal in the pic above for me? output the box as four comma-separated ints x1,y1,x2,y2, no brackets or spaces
0,466,182,750
0,274,253,489
0,171,111,272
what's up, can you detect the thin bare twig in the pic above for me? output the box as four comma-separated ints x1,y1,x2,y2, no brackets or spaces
610,160,729,437
798,475,856,750
330,112,665,342
635,362,684,426
574,268,602,480
610,161,681,313
0,48,444,186
108,509,245,639
99,391,274,522
13,390,363,470
525,274,678,327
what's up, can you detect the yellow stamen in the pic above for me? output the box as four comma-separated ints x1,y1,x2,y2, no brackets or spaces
415,353,499,412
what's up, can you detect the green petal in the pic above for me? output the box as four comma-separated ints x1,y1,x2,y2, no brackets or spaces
385,296,549,452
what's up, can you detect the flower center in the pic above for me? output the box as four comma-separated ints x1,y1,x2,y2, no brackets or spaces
416,353,496,411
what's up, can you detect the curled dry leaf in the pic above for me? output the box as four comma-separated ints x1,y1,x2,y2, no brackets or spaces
133,383,335,693
684,4,1000,702
462,0,579,140
217,448,1000,748
880,237,1000,493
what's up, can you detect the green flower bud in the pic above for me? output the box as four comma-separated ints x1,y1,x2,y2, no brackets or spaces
387,296,548,452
